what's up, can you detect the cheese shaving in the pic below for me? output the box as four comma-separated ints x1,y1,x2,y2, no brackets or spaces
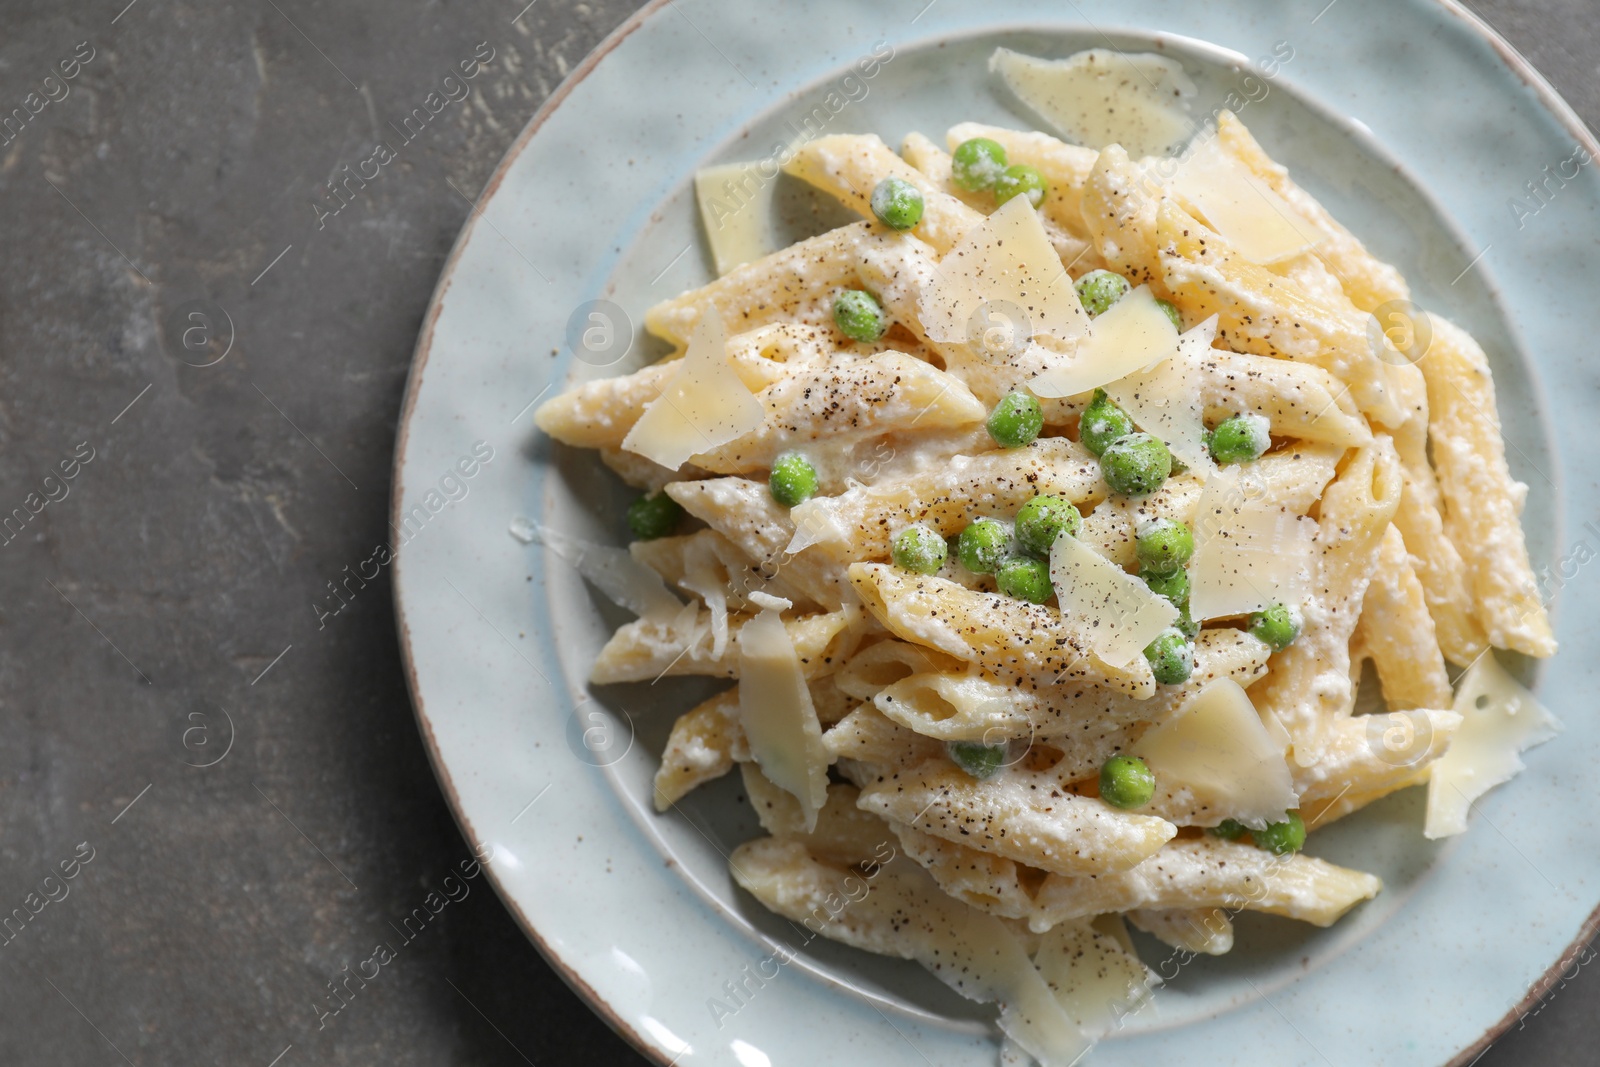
679,534,731,658
1049,533,1178,669
695,161,778,275
738,592,829,830
990,47,1196,158
1424,653,1561,839
1031,916,1155,1038
870,858,1089,1067
621,309,766,470
1103,314,1218,473
916,194,1088,352
519,518,685,622
1133,678,1299,829
1029,285,1180,399
1188,467,1314,621
1172,138,1320,265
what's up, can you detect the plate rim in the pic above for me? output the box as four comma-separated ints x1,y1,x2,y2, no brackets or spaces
1434,13,1600,1065
389,2,1600,1064
389,0,676,1059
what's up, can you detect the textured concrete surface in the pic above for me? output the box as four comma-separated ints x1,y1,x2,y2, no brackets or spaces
0,1,1590,1064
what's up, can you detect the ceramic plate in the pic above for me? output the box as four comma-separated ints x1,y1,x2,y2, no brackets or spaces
393,1,1600,1062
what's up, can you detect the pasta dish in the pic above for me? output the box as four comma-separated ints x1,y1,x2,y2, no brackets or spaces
533,47,1559,1065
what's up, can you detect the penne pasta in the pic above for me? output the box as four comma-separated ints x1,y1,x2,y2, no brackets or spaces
1156,200,1406,428
1294,708,1462,826
1353,525,1452,711
872,627,1270,742
853,756,1179,876
850,563,1155,696
1215,110,1410,314
664,476,854,610
792,438,1103,561
946,122,1098,243
1127,908,1234,956
1250,438,1403,761
783,134,984,254
591,606,858,684
654,689,746,809
644,224,869,346
1421,314,1555,657
1026,837,1382,930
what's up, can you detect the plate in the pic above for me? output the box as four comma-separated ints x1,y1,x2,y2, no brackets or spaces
392,1,1600,1063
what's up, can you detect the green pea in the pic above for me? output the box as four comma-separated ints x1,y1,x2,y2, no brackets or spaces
948,740,1006,780
870,176,924,230
1255,811,1306,855
891,523,948,575
1249,603,1302,652
951,137,1008,191
626,491,683,541
1074,270,1132,318
1135,518,1195,577
1015,494,1081,557
1208,413,1271,465
768,452,818,507
1208,818,1247,840
995,555,1053,603
1143,627,1194,685
1079,389,1134,456
833,289,888,343
1099,432,1172,497
1099,755,1156,810
1155,298,1183,332
1174,604,1200,640
986,390,1044,449
1141,567,1190,607
994,163,1048,208
956,518,1012,574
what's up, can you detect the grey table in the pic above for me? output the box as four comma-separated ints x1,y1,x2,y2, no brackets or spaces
0,1,1589,1064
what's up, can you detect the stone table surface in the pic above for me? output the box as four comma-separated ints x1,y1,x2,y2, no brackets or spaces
0,1,1592,1064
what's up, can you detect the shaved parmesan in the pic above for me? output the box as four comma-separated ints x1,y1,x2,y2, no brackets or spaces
1188,467,1314,621
1029,285,1180,399
1133,678,1299,829
991,47,1196,158
1049,533,1177,668
916,193,1088,351
1031,916,1155,1038
870,859,1089,1067
519,518,685,621
1172,138,1320,265
1103,314,1218,473
621,310,765,470
1424,653,1561,839
679,534,731,658
695,161,778,275
738,592,828,831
